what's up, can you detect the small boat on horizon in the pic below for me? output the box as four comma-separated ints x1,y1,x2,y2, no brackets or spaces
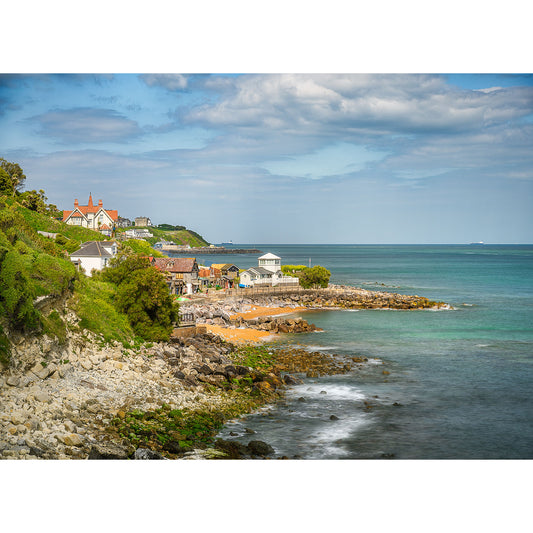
469,241,484,245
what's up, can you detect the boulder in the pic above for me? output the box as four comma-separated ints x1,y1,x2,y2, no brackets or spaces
247,440,274,457
57,433,84,447
163,440,191,455
134,448,165,460
215,438,249,459
31,362,52,380
88,442,131,459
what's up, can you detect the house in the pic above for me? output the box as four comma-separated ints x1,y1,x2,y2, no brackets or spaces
69,240,118,276
210,263,240,279
124,228,154,239
135,216,152,227
240,253,299,288
63,194,118,232
151,257,199,295
99,224,112,237
116,216,132,228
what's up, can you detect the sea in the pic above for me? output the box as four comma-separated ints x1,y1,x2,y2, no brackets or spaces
173,244,533,459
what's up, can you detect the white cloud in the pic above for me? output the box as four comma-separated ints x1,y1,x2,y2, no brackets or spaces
31,108,142,143
140,74,188,91
186,74,533,135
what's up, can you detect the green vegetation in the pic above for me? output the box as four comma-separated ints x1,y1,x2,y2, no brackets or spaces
69,276,134,344
121,238,164,257
97,255,179,342
157,223,186,231
0,325,11,367
113,405,226,451
231,344,278,371
298,265,331,288
281,263,332,288
41,309,68,344
281,264,307,277
0,201,77,334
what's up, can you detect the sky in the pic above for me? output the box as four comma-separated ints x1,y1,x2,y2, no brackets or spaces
1,72,532,244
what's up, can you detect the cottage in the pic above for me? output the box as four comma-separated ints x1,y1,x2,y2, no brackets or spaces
210,263,240,279
63,194,118,232
70,240,118,276
240,253,299,288
151,257,199,295
116,216,132,228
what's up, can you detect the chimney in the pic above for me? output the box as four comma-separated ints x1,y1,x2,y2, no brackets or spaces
74,199,79,207
98,199,103,207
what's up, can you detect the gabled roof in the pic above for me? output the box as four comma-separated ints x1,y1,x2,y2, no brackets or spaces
70,241,113,258
258,253,281,260
63,195,118,222
153,257,197,273
100,224,111,230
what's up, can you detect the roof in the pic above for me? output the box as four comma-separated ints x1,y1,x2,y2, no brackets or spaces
63,195,118,222
211,263,238,270
153,257,197,273
243,267,273,276
70,241,113,258
100,224,111,230
258,253,280,260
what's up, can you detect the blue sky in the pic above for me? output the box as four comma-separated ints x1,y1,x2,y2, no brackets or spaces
1,73,532,243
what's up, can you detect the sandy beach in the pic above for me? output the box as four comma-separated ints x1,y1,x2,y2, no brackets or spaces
202,305,307,344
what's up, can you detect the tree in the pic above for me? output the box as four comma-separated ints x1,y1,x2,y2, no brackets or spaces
0,168,13,196
99,255,151,286
299,265,331,289
0,158,26,195
115,267,179,341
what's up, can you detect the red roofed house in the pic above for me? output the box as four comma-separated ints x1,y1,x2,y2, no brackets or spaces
151,257,199,295
63,194,118,234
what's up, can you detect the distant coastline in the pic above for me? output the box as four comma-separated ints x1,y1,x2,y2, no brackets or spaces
164,246,262,255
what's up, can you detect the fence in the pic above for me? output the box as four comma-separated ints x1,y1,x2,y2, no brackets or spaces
224,285,322,297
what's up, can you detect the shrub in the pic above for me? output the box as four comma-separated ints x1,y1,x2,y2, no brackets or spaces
115,267,179,342
299,265,331,289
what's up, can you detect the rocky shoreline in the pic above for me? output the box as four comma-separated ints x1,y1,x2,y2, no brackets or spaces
1,285,447,460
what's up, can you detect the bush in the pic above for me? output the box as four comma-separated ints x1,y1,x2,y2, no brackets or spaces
115,267,179,342
299,265,331,289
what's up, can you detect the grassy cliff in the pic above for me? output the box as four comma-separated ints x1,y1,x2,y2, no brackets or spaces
0,198,136,365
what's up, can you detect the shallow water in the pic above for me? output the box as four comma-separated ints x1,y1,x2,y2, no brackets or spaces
212,245,533,459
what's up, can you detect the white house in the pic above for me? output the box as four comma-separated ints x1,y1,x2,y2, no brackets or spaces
124,228,153,239
240,253,299,288
70,240,118,277
62,194,118,231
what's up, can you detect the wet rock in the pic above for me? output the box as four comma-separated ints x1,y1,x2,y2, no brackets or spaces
393,402,403,407
134,448,165,460
244,427,256,434
297,397,306,402
329,415,339,420
247,440,274,457
215,438,249,459
163,440,192,455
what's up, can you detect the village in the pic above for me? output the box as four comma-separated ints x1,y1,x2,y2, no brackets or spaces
62,194,301,296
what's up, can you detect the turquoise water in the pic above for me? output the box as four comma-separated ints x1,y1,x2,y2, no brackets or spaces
187,244,533,459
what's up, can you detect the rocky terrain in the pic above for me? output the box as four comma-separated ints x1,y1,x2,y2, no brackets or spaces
1,284,445,460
